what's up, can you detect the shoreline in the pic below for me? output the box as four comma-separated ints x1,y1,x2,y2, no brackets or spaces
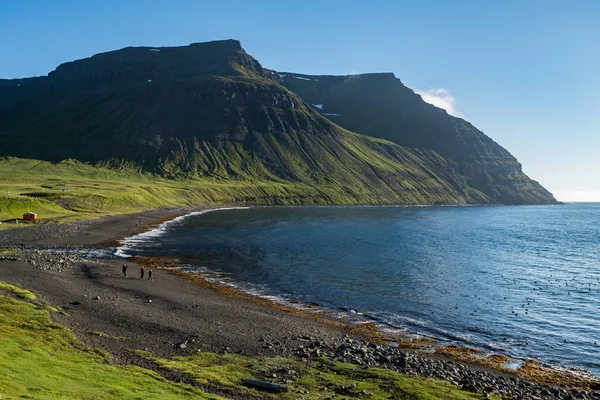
126,251,600,393
1,207,599,399
114,206,250,258
115,207,600,382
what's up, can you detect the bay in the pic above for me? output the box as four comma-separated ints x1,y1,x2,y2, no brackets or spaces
119,204,600,376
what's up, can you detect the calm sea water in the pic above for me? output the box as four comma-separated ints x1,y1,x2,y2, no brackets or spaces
120,204,600,376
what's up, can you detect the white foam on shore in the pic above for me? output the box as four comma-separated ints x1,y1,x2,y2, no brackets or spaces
114,207,250,258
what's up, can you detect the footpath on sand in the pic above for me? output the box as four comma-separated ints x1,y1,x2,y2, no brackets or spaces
0,207,599,399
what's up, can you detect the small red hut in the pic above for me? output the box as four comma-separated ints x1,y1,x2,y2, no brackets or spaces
23,212,38,220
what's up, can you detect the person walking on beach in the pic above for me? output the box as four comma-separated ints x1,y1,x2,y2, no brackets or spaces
148,269,153,281
122,264,128,278
140,266,145,279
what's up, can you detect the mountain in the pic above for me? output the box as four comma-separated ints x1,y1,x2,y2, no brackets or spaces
277,72,555,204
0,40,556,205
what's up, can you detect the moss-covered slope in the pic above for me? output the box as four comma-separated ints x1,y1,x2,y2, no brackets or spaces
0,40,554,205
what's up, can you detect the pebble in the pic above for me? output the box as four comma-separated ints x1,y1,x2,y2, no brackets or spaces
288,336,600,400
9,247,88,273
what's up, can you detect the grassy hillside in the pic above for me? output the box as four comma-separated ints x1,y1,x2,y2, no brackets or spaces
0,281,494,399
0,143,485,226
0,40,552,207
0,157,315,224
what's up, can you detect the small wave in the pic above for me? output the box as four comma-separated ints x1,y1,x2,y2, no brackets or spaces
115,207,250,258
112,246,131,258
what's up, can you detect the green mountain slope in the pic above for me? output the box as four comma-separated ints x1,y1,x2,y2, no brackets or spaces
278,72,556,204
0,40,554,205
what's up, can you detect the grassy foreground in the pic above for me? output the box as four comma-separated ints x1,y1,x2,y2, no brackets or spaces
0,281,494,399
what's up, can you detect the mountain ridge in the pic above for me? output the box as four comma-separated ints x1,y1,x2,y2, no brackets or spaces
0,40,556,205
275,69,554,204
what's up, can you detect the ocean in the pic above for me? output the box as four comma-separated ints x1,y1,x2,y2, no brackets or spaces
117,204,600,377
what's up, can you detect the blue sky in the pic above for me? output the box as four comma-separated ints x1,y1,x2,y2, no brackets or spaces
1,0,598,201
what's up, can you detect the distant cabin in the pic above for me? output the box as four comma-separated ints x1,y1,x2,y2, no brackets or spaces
23,212,37,220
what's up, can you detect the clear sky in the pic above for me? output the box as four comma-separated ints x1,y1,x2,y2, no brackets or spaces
1,0,598,201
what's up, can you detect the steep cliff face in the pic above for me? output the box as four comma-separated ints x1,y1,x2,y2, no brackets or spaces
0,40,555,205
48,39,266,85
278,72,556,204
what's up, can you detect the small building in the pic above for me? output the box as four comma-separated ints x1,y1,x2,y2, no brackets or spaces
23,212,38,220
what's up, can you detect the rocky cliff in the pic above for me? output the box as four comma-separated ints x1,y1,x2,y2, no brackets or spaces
277,72,555,204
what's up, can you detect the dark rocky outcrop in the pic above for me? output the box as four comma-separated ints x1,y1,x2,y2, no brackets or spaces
0,40,556,205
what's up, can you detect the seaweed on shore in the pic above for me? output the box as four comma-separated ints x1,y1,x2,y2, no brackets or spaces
130,255,600,393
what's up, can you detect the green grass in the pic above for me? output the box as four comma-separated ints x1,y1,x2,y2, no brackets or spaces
0,153,473,227
0,282,223,400
147,351,498,399
0,156,320,223
0,281,37,300
0,247,21,257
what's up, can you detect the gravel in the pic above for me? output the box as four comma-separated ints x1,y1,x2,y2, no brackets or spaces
282,336,600,400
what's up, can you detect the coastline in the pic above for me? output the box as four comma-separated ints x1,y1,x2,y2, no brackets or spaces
114,206,250,258
1,207,599,399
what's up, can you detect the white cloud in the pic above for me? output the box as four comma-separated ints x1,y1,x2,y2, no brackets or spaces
415,88,465,119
